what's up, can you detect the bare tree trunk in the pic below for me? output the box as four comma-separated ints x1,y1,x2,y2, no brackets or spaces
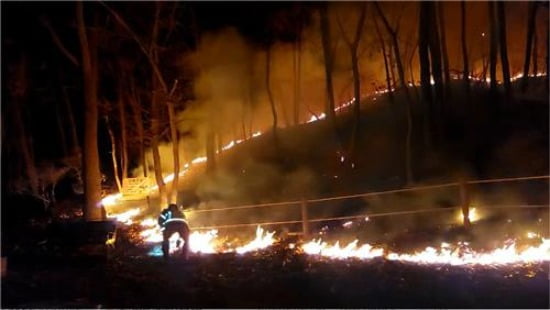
61,86,81,156
419,2,433,149
129,79,147,179
206,129,216,172
437,2,451,97
150,90,166,207
427,3,444,121
373,17,393,103
374,3,413,184
546,22,549,92
319,4,336,121
461,1,470,94
521,2,538,92
167,97,179,203
106,116,122,192
338,3,367,160
488,2,498,96
388,45,397,89
77,1,103,221
10,60,40,196
293,36,302,125
497,2,512,100
55,102,68,156
117,83,128,182
532,20,538,76
266,47,278,137
150,3,167,208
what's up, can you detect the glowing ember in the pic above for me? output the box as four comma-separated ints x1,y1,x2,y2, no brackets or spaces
342,221,353,228
235,226,276,254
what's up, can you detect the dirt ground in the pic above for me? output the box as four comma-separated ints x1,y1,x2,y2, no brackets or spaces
2,244,549,309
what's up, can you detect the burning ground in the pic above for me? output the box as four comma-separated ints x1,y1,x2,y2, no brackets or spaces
2,239,549,308
4,211,549,308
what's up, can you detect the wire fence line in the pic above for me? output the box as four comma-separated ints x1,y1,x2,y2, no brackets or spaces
187,175,550,231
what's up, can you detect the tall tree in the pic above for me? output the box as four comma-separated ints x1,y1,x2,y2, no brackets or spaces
293,20,302,125
265,46,278,137
320,4,336,121
166,81,180,204
8,56,40,197
149,3,168,207
488,2,498,97
418,2,433,148
117,81,128,182
437,2,451,97
373,16,393,104
337,2,367,158
532,19,538,76
460,1,470,94
427,3,444,119
76,1,103,220
375,2,414,184
521,2,538,91
497,2,512,100
105,116,122,192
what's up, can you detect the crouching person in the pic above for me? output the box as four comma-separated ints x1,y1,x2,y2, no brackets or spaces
158,204,190,260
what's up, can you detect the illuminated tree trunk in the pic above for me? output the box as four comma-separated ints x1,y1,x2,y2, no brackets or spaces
129,78,147,179
151,89,166,207
497,2,512,100
373,17,393,103
117,83,128,181
320,4,336,121
437,2,451,97
61,86,81,156
10,57,40,197
150,3,167,207
266,46,278,137
419,2,433,148
167,98,179,204
461,1,470,94
293,36,301,125
388,45,397,89
338,3,367,159
521,2,538,92
427,3,444,119
55,102,68,156
206,130,216,173
546,22,549,91
77,1,103,221
532,22,538,76
488,2,498,96
106,116,122,192
374,2,413,184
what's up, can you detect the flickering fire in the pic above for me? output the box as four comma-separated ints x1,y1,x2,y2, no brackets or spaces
454,207,482,224
302,236,550,266
302,239,384,259
235,226,276,254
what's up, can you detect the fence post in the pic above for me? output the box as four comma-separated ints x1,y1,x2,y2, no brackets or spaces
301,199,309,238
460,179,471,228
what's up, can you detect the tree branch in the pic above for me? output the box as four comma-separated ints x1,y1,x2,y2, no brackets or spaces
99,1,168,93
41,17,80,66
374,2,396,37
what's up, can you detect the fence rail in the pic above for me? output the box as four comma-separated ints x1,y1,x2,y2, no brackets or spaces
187,175,550,233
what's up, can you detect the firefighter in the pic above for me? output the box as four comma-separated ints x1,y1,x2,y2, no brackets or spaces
158,204,190,260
